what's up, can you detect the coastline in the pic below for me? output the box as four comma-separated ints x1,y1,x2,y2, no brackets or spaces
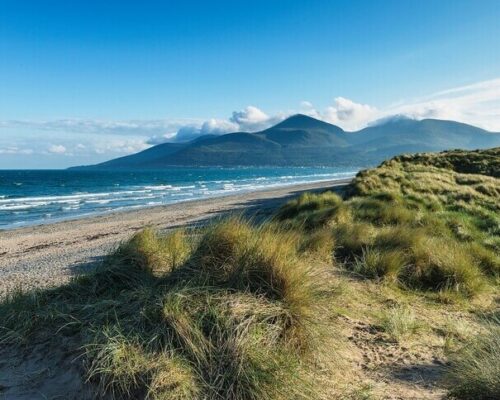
0,178,351,296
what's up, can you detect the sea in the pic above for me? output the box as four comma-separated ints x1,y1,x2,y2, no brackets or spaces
0,167,359,230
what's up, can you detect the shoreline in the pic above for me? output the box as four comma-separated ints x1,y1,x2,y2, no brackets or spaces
0,175,356,231
0,178,351,296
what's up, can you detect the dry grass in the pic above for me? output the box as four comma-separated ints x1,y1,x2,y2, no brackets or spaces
274,149,499,298
353,248,405,283
0,218,334,399
1,147,499,399
445,317,500,399
116,228,192,276
379,305,421,342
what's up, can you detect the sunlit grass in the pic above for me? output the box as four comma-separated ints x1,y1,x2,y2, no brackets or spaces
1,147,498,399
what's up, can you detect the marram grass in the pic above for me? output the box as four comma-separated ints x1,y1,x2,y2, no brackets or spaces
0,218,332,399
1,147,499,399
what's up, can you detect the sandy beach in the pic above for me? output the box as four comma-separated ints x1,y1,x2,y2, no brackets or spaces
0,178,350,297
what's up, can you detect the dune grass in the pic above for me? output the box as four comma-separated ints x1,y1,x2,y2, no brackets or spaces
277,149,499,298
0,218,333,399
271,148,499,399
379,305,421,342
445,317,500,400
1,147,498,399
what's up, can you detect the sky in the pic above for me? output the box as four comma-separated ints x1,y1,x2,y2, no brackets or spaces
1,0,499,168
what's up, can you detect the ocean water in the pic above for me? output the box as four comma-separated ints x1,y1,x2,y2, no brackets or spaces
0,167,359,230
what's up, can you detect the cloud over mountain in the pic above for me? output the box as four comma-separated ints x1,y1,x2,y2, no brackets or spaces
1,78,499,167
300,97,378,131
385,78,500,131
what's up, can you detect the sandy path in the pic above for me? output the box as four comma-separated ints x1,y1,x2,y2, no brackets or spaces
0,179,350,296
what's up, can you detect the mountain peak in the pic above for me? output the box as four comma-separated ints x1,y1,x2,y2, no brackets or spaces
73,114,500,169
368,114,416,127
272,114,343,131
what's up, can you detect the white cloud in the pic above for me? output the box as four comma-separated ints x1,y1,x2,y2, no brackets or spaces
1,118,196,137
321,97,378,131
92,139,150,155
1,77,499,165
0,146,34,155
172,119,238,142
297,78,500,131
230,106,276,131
164,106,287,143
146,133,178,145
298,98,381,131
48,144,67,154
296,98,378,131
384,78,500,131
148,80,500,144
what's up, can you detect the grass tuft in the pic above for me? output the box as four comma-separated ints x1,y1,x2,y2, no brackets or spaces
353,247,405,283
1,218,333,399
445,318,500,400
379,305,420,342
275,191,349,230
334,222,375,262
114,228,191,276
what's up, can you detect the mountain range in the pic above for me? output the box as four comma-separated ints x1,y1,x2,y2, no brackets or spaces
71,114,500,169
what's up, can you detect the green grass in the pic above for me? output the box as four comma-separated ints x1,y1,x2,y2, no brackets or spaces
0,219,332,399
379,305,421,342
445,317,500,400
353,247,404,283
1,147,499,399
275,191,349,230
276,149,500,298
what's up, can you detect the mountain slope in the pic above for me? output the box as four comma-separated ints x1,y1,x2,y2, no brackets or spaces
71,114,500,169
91,142,188,169
351,117,498,148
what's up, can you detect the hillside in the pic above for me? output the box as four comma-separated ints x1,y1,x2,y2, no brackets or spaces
71,115,500,169
2,148,499,399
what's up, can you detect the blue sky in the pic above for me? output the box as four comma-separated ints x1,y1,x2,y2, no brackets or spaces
1,0,500,168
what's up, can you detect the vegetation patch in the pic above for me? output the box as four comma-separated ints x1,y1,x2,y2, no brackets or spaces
445,317,500,400
0,219,332,399
1,147,499,399
278,148,499,298
379,305,421,342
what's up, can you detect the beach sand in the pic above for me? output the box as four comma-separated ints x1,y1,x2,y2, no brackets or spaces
0,178,350,297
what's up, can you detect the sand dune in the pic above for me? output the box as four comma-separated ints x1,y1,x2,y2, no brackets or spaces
0,179,350,297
